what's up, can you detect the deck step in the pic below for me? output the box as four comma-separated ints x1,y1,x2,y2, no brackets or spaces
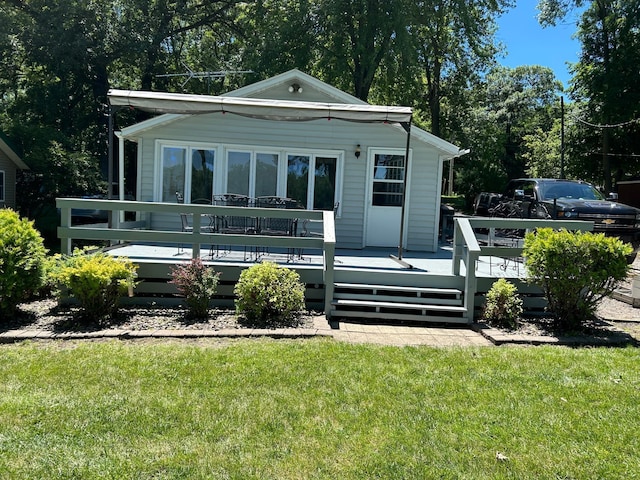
333,282,464,307
331,282,468,324
334,283,462,297
332,299,466,312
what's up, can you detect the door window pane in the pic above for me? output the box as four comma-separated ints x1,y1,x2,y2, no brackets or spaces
372,154,404,206
314,157,337,210
191,149,214,202
287,155,310,208
162,147,186,202
227,151,250,196
255,153,279,197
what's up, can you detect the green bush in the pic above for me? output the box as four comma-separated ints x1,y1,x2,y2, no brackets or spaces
234,261,305,327
523,228,632,330
52,248,138,320
482,278,523,329
170,258,220,319
0,209,48,318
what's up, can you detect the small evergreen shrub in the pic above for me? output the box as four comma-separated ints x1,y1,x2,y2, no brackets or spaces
523,228,632,331
0,209,48,318
170,258,220,319
52,248,138,320
234,261,305,327
482,278,523,329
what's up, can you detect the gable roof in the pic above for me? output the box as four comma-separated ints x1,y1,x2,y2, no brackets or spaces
225,69,368,105
0,132,28,170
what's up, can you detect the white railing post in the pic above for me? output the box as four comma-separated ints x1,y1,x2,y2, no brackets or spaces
322,210,336,319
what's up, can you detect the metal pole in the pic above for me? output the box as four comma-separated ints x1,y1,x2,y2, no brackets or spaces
390,118,414,269
560,96,565,179
107,104,114,229
107,104,114,200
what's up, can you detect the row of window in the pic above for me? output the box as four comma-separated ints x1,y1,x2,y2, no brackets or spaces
159,144,341,211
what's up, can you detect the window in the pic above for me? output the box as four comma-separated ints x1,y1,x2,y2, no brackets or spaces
160,144,216,202
0,170,4,203
226,150,280,198
371,153,404,206
286,154,339,210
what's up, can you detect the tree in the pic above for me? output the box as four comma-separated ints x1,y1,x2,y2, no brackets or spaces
538,0,640,193
314,0,406,101
405,0,511,138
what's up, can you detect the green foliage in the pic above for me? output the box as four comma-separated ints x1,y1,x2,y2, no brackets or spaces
170,258,220,319
523,228,632,331
482,278,523,329
51,248,138,321
0,209,48,318
234,261,305,327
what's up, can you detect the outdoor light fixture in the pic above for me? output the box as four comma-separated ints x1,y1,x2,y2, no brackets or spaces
355,144,361,158
288,83,302,93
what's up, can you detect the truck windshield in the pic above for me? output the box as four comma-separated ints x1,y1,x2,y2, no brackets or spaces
539,182,605,201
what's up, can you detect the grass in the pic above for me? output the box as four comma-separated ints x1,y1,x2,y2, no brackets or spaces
0,339,639,479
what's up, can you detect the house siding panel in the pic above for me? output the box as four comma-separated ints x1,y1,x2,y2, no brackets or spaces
0,153,16,209
135,113,443,250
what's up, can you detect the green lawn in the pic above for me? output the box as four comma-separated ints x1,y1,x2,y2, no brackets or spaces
0,339,639,479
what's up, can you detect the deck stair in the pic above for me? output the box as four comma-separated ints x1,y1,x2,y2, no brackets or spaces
330,282,468,324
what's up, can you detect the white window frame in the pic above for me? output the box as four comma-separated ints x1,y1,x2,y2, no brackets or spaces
368,148,410,208
223,146,283,198
153,141,343,214
155,140,219,202
285,149,344,215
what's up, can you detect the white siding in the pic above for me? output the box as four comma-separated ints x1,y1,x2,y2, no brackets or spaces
134,112,444,251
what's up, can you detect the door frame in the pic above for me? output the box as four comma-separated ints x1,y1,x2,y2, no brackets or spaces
363,147,412,248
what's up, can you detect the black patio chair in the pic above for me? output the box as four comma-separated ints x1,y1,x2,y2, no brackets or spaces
255,196,300,261
214,194,255,259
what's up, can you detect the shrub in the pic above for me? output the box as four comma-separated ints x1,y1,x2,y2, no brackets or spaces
234,261,305,327
0,209,48,318
482,278,523,329
523,228,632,331
170,258,220,319
52,248,138,320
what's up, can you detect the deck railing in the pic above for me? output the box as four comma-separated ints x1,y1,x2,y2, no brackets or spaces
56,198,336,312
452,217,594,322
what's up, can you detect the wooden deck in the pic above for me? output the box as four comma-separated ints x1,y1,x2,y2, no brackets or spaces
57,198,595,324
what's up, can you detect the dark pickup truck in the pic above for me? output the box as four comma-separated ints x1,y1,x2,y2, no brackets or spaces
474,178,640,242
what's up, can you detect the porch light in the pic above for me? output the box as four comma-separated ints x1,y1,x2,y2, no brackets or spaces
355,144,361,158
288,83,303,93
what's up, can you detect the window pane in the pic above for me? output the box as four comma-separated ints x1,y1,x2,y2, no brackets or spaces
227,151,250,196
374,154,404,180
0,171,4,201
191,149,214,202
287,155,309,208
372,153,404,207
314,157,336,210
162,147,186,202
372,182,403,206
255,153,279,197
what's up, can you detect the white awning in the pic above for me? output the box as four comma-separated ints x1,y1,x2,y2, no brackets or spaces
107,89,413,124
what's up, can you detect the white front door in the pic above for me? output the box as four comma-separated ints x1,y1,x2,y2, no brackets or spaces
365,151,408,247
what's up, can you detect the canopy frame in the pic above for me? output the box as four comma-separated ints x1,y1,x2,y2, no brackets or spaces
107,89,414,263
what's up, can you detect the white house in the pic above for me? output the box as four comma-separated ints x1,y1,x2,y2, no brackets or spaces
0,132,28,209
113,69,465,251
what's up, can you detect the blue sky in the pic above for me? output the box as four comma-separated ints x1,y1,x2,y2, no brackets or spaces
496,1,582,88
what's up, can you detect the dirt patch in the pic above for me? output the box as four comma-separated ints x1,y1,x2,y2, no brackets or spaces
5,298,319,334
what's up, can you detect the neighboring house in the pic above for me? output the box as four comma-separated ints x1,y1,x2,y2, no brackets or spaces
114,69,466,251
0,132,29,209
